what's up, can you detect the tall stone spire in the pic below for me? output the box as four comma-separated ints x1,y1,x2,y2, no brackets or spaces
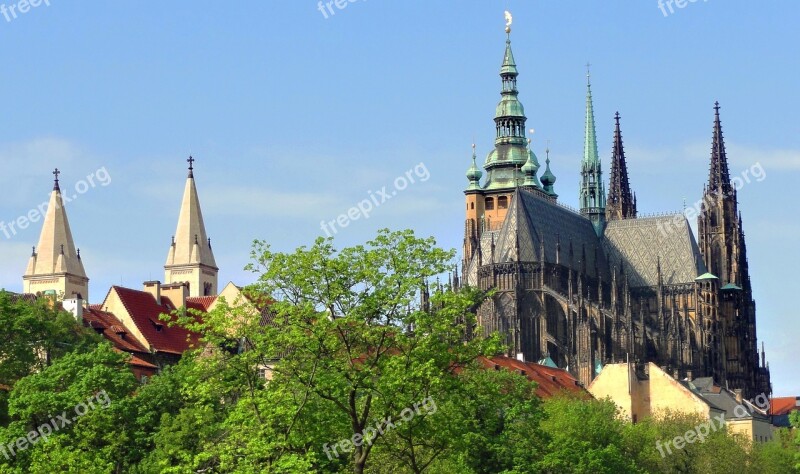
164,156,218,297
23,168,89,301
606,112,636,220
579,66,606,235
708,101,732,196
481,18,537,191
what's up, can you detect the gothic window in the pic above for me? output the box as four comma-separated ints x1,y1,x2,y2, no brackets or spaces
486,198,495,210
498,196,508,209
204,282,212,296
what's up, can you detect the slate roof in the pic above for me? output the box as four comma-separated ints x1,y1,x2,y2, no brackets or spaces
492,189,606,279
604,215,706,288
684,377,769,420
464,189,707,290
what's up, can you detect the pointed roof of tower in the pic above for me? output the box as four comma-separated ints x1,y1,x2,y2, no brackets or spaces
501,36,518,76
708,101,732,195
607,112,636,219
583,66,600,167
165,157,217,269
25,169,87,280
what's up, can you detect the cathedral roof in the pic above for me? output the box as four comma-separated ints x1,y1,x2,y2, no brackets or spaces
603,216,707,288
491,188,607,279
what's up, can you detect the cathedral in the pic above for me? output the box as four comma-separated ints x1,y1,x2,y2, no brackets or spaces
460,26,771,398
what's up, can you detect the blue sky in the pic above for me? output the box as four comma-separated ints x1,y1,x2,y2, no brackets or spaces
1,1,798,395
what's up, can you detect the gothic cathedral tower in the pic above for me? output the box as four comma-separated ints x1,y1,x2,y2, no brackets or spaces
164,157,218,297
697,103,766,397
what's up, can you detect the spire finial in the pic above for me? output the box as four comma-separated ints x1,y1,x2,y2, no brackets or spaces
31,246,36,257
187,155,195,178
60,244,64,255
714,101,721,115
77,248,81,259
586,62,592,85
53,168,61,191
504,10,512,36
615,111,621,125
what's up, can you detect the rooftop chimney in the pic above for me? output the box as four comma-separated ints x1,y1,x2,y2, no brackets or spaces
143,281,162,305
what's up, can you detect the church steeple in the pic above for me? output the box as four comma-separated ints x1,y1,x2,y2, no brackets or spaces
23,168,89,301
164,156,218,297
579,66,606,235
606,112,636,220
708,101,732,196
481,15,537,191
698,102,739,285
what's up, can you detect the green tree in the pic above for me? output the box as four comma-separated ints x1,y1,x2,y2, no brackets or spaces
0,343,137,472
163,229,518,473
0,291,100,389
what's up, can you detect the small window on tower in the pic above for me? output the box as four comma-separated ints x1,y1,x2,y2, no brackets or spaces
498,196,508,209
485,198,495,210
471,202,475,210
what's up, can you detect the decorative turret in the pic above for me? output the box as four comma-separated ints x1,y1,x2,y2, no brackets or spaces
164,156,218,297
540,143,558,198
465,144,483,191
521,135,541,187
606,112,637,220
579,66,606,235
23,168,89,301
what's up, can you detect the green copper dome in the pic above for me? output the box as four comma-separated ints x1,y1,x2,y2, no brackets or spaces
496,95,525,117
465,147,483,191
521,144,541,187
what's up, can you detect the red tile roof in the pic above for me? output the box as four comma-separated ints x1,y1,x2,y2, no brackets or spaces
128,354,158,369
478,356,590,399
111,286,201,355
770,397,800,415
83,306,149,354
186,296,216,312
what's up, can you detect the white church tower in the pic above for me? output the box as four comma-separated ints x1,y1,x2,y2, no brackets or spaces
164,157,218,297
23,169,89,301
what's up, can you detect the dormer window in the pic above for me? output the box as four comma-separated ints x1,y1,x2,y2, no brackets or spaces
498,196,508,209
485,197,495,210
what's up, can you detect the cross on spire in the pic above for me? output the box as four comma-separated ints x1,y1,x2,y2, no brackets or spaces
586,62,591,84
187,156,195,177
53,168,61,190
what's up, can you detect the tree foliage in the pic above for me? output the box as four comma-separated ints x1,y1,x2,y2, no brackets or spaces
0,232,798,473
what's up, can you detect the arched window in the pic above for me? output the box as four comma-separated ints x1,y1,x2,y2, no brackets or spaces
470,202,475,210
498,196,508,209
485,198,495,210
